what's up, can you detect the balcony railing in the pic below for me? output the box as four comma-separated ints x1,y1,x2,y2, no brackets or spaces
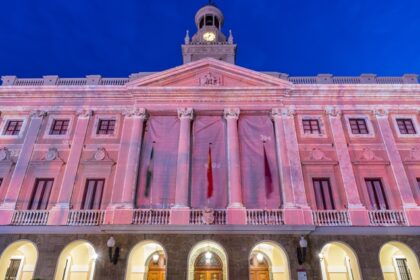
132,209,170,225
189,209,227,225
368,210,407,226
246,209,284,225
312,210,351,226
11,210,49,226
67,210,105,226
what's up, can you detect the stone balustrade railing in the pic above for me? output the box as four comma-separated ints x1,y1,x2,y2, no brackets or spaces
189,209,227,225
312,210,351,226
246,209,284,225
368,210,407,226
11,210,49,226
67,210,105,226
132,209,170,225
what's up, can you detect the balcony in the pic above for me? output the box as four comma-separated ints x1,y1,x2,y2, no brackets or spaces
67,210,105,226
189,209,227,225
368,210,407,226
246,209,284,225
312,210,351,226
132,209,170,225
11,210,49,226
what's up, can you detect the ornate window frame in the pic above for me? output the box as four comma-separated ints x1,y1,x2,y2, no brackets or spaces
91,114,120,139
0,115,28,139
344,114,375,138
43,114,74,139
298,115,327,138
391,114,420,138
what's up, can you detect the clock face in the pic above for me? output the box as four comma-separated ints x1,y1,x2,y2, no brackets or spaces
203,32,216,42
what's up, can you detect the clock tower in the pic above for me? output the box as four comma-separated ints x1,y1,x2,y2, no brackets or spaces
182,2,237,64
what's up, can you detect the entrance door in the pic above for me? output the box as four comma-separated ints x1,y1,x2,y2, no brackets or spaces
5,258,22,280
249,254,270,280
194,252,223,280
147,253,166,280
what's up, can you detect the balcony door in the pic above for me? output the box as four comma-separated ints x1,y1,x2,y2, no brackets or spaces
82,179,104,210
312,178,335,210
365,179,388,210
28,178,54,210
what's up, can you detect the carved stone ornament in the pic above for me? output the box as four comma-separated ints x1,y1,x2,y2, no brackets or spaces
373,108,389,117
359,148,382,161
45,147,59,161
224,108,240,119
30,110,48,118
281,107,296,117
202,208,215,225
177,108,194,120
325,106,341,117
308,148,331,161
94,147,107,161
198,72,222,86
271,108,282,119
407,146,420,161
76,109,94,118
0,148,10,161
123,107,147,119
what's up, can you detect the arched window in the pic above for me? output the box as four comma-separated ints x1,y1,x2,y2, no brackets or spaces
126,241,166,280
0,240,38,280
249,241,290,280
380,241,420,280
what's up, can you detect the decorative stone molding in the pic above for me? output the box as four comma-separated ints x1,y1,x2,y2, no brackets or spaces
0,148,11,161
406,146,420,161
45,147,59,161
281,106,296,117
198,72,222,86
30,110,48,118
308,148,332,161
373,108,389,117
122,107,147,119
270,108,281,119
202,208,215,225
94,147,107,161
358,148,383,161
76,109,94,118
223,108,240,119
177,108,194,120
325,106,341,117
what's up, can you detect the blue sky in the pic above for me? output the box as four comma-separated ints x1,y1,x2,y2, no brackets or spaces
1,0,419,77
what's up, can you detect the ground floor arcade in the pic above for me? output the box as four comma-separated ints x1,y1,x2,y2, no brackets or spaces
0,227,418,280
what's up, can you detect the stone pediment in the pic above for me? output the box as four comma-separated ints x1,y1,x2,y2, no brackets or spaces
127,58,292,88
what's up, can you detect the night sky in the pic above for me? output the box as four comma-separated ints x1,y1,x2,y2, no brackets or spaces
1,0,420,78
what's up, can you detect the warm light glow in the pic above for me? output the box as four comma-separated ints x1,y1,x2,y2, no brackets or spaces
205,251,212,259
107,236,116,248
318,253,324,259
256,253,264,263
152,253,159,263
92,253,99,260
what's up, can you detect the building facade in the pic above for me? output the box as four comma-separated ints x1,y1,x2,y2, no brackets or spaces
0,3,419,280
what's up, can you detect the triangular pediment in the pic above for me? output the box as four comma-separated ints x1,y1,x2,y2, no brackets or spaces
127,58,292,88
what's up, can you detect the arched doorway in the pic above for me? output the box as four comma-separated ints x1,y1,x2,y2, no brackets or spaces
0,240,38,280
188,241,228,280
126,241,166,280
319,242,362,280
249,242,290,280
379,241,420,280
54,240,97,280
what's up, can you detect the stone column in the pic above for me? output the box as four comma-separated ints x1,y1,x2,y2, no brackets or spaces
224,108,246,224
170,108,193,224
374,108,419,225
275,107,311,224
47,110,92,225
106,108,147,224
0,110,47,225
326,106,368,225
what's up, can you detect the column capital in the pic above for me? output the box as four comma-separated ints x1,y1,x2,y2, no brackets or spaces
76,109,94,118
280,106,296,118
123,107,147,119
271,108,282,119
224,108,240,120
177,108,194,120
373,108,389,118
325,106,341,117
30,110,48,118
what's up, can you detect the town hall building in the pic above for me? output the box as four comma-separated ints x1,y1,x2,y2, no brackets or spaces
0,2,419,280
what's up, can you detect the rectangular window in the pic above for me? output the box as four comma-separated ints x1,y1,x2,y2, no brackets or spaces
82,179,104,210
395,258,412,280
5,258,21,280
396,118,416,134
96,119,115,135
3,120,23,135
312,178,335,210
349,118,369,134
49,119,69,135
28,179,54,210
365,178,389,210
302,119,321,134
